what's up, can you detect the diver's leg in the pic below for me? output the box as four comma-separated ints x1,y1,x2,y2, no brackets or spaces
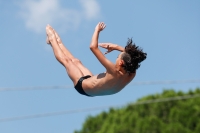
46,29,74,59
46,25,66,66
46,25,84,85
50,28,93,76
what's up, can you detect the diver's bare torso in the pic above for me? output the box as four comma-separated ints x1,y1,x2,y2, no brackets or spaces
82,70,136,96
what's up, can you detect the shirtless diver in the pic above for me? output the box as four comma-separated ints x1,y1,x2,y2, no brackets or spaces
46,22,147,97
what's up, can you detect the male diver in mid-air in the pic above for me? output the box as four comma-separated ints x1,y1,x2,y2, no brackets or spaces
46,22,147,97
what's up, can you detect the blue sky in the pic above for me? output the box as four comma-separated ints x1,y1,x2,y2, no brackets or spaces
0,0,200,133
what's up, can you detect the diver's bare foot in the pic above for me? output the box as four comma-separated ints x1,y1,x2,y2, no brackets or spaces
46,25,56,45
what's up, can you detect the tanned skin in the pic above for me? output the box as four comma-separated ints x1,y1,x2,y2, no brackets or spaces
46,22,135,96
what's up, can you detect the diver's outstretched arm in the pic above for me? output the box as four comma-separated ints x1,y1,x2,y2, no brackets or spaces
90,22,115,71
99,43,124,54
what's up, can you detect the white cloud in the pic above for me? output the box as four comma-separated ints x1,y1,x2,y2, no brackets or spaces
18,0,101,33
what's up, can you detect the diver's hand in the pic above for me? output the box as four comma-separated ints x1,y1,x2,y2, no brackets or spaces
99,43,118,54
95,22,106,32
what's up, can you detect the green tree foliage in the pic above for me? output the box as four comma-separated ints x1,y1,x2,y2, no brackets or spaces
74,88,200,133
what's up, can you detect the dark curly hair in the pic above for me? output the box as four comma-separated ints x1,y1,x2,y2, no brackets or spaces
121,38,147,74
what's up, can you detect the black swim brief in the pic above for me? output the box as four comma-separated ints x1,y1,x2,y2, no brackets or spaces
74,75,92,97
